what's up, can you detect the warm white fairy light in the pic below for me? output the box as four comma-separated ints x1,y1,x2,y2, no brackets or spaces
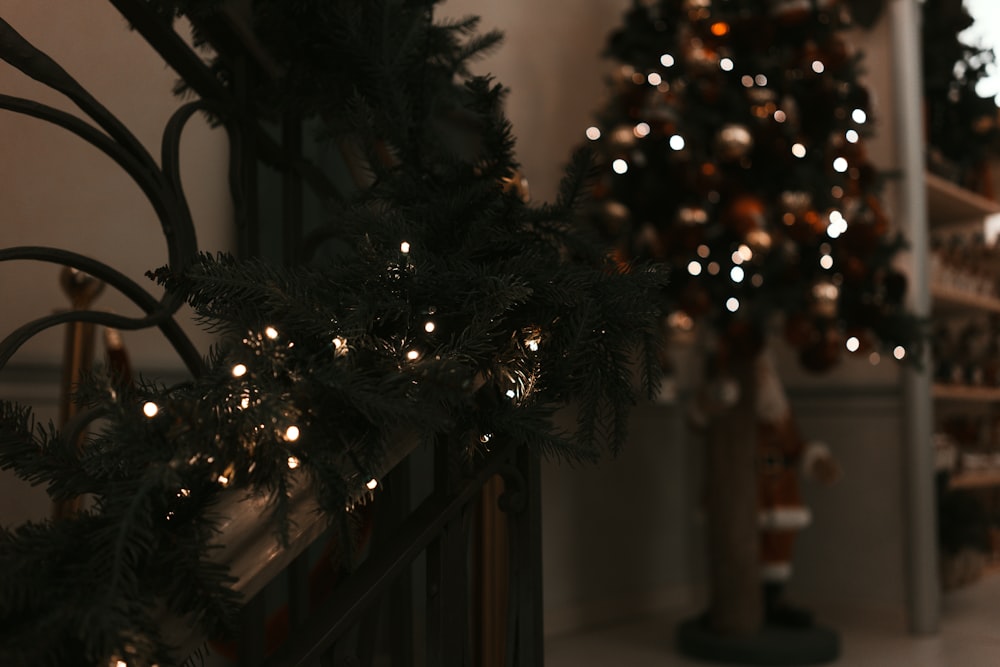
647,72,663,86
526,336,540,352
400,241,411,254
285,425,301,442
142,401,159,418
726,297,740,312
480,433,493,444
751,273,764,287
720,57,734,71
406,349,421,361
634,122,651,138
731,250,744,265
755,74,768,86
697,245,710,258
115,661,127,667
827,210,848,238
774,109,787,123
812,60,825,74
852,108,867,124
869,351,881,365
505,389,517,399
730,266,745,283
707,262,721,275
240,393,251,409
845,129,859,143
265,326,279,340
287,456,300,470
741,75,754,87
737,244,753,262
669,134,686,150
586,126,601,140
612,159,629,174
232,363,247,378
893,346,906,360
366,478,379,490
846,336,861,352
217,474,231,487
177,488,191,498
687,260,703,276
792,143,807,158
424,321,436,333
819,254,834,270
833,157,849,173
660,53,675,67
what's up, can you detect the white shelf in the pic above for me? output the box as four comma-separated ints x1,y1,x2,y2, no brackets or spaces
949,468,1000,490
933,383,1000,403
931,283,1000,314
926,172,1000,227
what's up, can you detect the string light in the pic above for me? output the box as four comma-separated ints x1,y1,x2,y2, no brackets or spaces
647,72,663,86
332,336,347,356
142,401,159,418
633,122,651,138
827,210,848,238
177,488,191,498
669,135,685,150
697,245,710,258
755,74,767,86
720,57,734,71
232,363,247,378
505,389,517,399
845,129,859,143
730,266,745,283
424,321,436,333
707,262,721,275
285,425,300,442
869,351,881,365
612,159,629,174
833,157,848,173
846,336,861,352
792,143,807,158
852,108,867,124
710,21,729,36
406,349,421,361
480,433,493,444
819,254,834,269
737,245,753,262
366,478,379,490
811,60,825,74
264,326,279,340
726,297,740,312
660,53,675,67
688,260,703,276
217,473,231,487
585,126,601,140
400,241,410,254
893,346,906,360
240,392,251,409
774,109,787,123
287,456,300,469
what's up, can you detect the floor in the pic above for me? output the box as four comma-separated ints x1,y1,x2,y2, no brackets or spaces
545,575,1000,666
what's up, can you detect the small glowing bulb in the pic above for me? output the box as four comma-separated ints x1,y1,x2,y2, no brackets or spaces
366,478,379,490
742,75,754,87
217,474,230,487
480,433,493,444
846,336,861,352
285,425,300,442
697,245,710,258
688,260,703,276
707,262,721,275
142,401,159,418
720,57,734,72
726,297,740,313
893,346,906,360
730,266,745,283
287,456,300,470
634,122,651,138
232,363,247,378
755,74,767,86
669,134,686,151
774,109,787,123
711,21,729,36
647,72,662,86
240,393,250,409
116,661,128,667
660,53,675,67
612,159,629,174
869,351,881,365
812,60,825,74
406,349,421,361
400,241,410,254
265,326,279,340
845,129,859,143
852,108,867,124
586,126,601,140
820,254,834,270
424,321,436,333
737,245,753,262
177,488,191,498
527,339,540,352
833,157,849,173
731,250,744,265
792,143,807,158
505,389,517,399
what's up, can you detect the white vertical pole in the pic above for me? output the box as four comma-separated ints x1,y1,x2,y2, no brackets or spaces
891,0,940,635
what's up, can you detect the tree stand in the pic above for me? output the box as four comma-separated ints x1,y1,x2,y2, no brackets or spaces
675,354,839,665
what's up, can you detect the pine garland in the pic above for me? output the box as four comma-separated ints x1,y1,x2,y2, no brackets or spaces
0,2,667,665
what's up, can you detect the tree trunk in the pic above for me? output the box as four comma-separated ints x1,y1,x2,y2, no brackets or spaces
704,356,762,636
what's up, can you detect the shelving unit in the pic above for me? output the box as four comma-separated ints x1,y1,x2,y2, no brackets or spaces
927,170,1000,590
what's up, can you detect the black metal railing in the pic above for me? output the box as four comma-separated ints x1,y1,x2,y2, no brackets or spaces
0,3,542,665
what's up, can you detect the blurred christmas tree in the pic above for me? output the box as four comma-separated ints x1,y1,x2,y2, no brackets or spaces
581,0,921,659
922,0,1000,193
0,2,666,664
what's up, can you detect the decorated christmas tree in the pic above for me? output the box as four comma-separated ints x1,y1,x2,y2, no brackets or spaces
582,0,922,661
0,2,666,664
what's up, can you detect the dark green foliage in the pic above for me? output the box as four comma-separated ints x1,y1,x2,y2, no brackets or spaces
583,0,925,369
0,1,667,664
